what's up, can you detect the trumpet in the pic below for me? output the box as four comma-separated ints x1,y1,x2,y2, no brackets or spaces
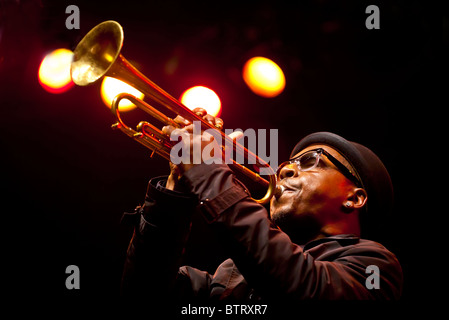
71,20,276,204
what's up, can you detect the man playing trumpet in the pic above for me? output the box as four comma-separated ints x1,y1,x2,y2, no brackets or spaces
121,108,402,302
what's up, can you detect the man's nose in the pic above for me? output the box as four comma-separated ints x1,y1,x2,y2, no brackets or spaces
278,163,299,180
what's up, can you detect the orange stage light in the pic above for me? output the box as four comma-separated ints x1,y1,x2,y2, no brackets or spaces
38,48,74,93
100,77,144,112
180,86,221,117
242,57,285,98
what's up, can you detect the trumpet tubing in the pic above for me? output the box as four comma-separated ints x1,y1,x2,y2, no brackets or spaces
71,20,276,204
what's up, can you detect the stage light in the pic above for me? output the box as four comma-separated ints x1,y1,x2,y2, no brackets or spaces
100,77,144,112
242,57,285,98
180,86,221,117
38,48,74,93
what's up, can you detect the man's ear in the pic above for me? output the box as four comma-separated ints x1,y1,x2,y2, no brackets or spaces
343,188,367,212
352,188,367,209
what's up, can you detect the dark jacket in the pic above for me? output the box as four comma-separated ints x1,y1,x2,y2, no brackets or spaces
121,163,402,301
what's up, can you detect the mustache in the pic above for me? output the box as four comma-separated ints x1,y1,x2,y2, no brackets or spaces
278,178,301,190
274,179,301,199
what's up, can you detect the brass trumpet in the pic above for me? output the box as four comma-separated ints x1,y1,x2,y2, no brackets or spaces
71,20,276,204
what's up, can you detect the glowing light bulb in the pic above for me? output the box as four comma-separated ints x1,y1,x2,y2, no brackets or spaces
180,86,221,117
242,57,285,98
38,48,74,93
100,77,144,112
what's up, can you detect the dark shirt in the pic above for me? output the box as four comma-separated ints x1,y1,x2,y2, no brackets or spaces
121,163,402,301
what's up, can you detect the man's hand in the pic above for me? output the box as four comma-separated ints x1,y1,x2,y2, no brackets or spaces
164,108,221,191
163,108,242,191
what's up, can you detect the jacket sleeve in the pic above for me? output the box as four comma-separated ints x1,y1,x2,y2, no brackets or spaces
120,176,198,297
181,163,403,300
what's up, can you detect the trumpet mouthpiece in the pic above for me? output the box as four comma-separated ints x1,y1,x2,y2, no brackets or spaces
274,185,285,199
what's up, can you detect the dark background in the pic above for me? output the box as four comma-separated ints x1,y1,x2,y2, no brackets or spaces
0,0,443,305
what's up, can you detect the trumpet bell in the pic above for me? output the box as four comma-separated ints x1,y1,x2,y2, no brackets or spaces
71,21,124,86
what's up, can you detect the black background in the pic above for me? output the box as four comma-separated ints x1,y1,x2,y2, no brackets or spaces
0,0,444,307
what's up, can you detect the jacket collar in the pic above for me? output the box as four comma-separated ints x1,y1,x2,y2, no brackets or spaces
303,234,360,251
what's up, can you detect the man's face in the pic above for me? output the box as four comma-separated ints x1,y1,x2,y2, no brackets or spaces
270,144,357,240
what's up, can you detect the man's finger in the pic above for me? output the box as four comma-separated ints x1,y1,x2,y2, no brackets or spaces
162,125,176,136
214,118,224,130
203,114,215,126
228,130,244,142
173,115,190,127
192,108,207,117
